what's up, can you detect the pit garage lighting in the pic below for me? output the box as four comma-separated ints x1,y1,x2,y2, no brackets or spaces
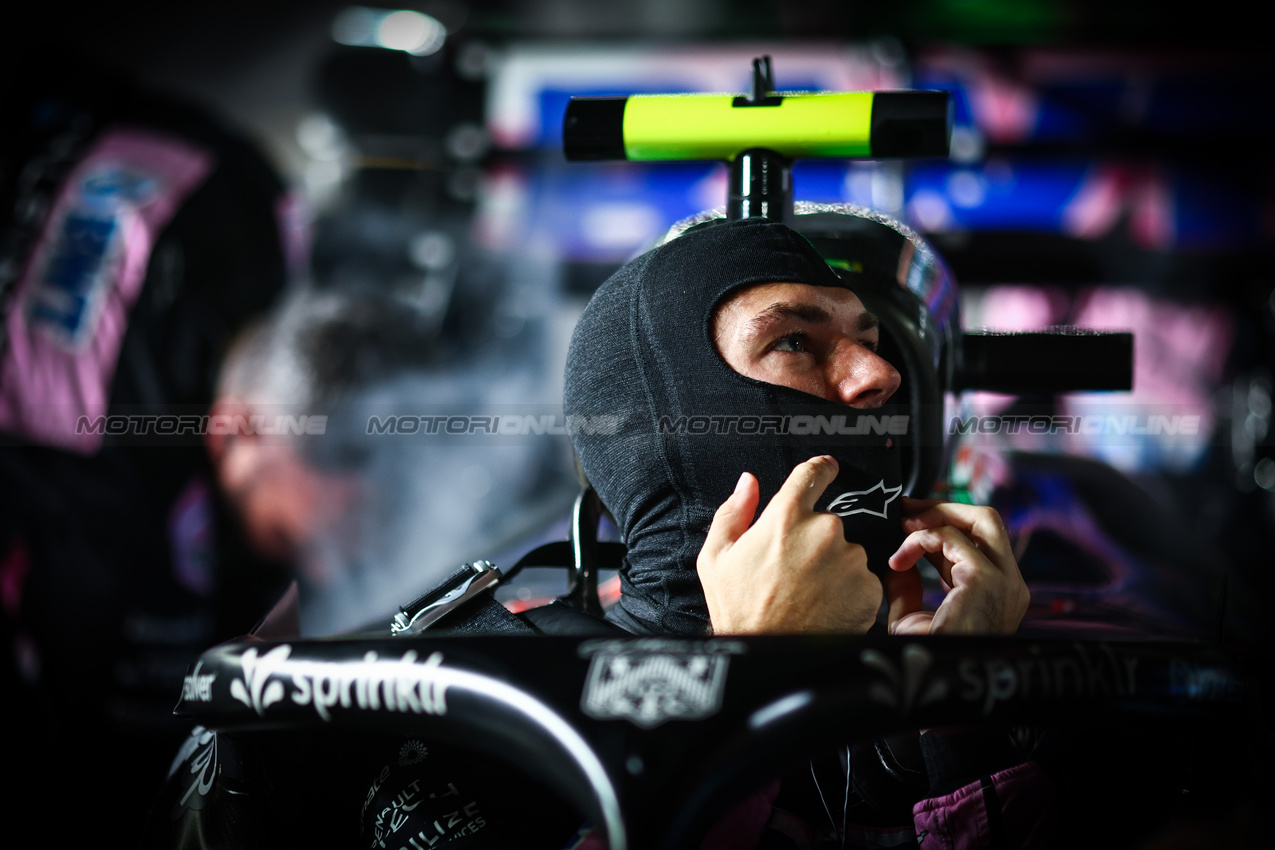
331,6,447,56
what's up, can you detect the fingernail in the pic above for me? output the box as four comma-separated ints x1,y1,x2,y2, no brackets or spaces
818,454,838,468
734,472,748,494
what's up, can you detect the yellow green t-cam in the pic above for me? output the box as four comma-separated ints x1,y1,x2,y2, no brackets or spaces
563,90,951,162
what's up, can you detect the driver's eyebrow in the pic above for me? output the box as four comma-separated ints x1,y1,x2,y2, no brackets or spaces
747,302,830,335
746,301,879,335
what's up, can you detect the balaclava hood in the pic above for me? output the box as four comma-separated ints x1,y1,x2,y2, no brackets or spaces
565,217,906,635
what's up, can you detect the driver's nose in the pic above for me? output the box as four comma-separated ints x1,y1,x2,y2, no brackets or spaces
830,343,901,408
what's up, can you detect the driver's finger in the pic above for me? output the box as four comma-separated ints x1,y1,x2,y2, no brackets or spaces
773,455,841,514
900,502,1013,568
885,564,925,633
700,472,761,564
890,525,986,589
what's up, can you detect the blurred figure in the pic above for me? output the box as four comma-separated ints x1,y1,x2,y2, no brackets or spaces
207,291,394,570
204,287,431,633
0,61,297,837
204,281,579,637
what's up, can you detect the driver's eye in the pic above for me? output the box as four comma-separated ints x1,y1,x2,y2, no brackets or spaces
772,332,808,353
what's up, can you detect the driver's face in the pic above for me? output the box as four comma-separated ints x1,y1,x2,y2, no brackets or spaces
712,281,901,408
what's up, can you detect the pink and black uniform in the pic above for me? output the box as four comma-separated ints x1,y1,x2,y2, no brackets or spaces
0,62,297,835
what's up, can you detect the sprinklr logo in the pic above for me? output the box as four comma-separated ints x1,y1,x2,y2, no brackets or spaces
861,644,948,715
230,645,292,716
827,480,902,519
226,643,451,722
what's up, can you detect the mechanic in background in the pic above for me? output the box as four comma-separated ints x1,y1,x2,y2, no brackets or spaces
215,272,584,636
204,286,441,636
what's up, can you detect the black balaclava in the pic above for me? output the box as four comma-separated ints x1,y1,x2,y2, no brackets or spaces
564,217,906,636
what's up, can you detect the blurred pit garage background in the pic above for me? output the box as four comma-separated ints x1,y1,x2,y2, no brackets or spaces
1,0,1272,836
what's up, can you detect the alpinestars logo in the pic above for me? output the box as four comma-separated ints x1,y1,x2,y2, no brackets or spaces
827,480,902,519
861,644,948,715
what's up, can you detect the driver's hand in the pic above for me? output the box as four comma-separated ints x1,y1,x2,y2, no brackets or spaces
697,455,883,635
886,498,1029,636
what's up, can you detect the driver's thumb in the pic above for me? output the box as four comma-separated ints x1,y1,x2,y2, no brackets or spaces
700,472,759,563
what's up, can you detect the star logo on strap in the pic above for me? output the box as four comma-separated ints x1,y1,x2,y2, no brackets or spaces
826,480,902,519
